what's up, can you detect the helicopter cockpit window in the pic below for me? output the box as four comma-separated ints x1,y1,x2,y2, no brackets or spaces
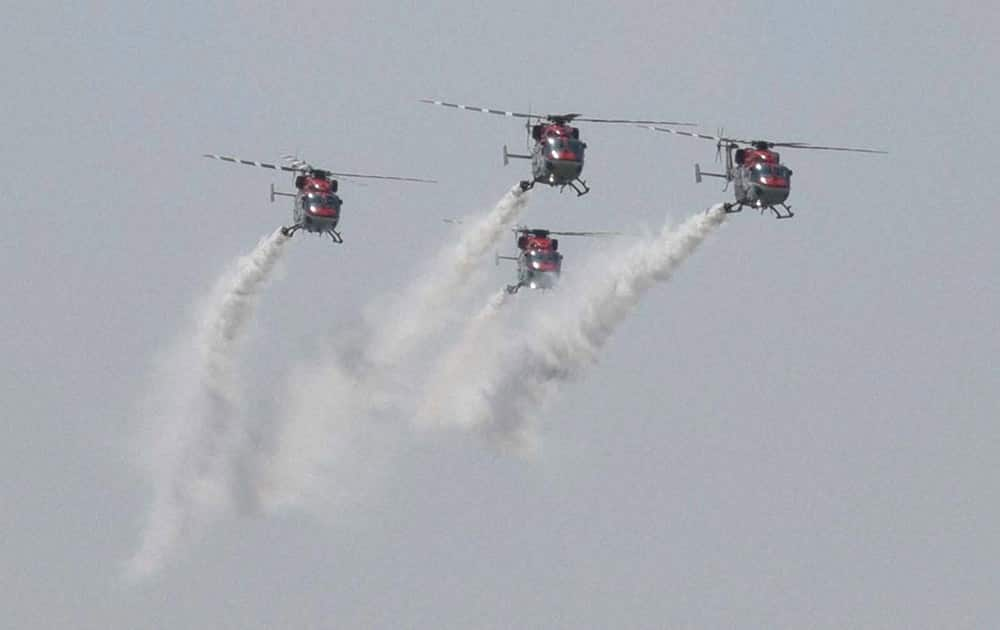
307,194,337,207
527,250,559,263
547,137,585,158
754,164,791,180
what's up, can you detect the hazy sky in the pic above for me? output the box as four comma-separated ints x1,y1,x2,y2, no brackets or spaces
3,1,998,628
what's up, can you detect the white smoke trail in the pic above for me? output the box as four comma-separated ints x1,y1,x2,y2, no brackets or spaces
255,352,400,516
424,205,728,445
365,185,528,369
415,288,511,429
260,187,528,514
128,229,289,579
473,288,513,323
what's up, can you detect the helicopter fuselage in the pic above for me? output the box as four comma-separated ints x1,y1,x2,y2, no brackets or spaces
529,124,587,188
507,232,563,293
515,249,562,291
730,148,792,210
288,174,343,241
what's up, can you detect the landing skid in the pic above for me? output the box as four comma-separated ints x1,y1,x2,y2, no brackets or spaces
522,177,590,197
769,203,794,219
567,178,590,197
722,202,794,219
280,224,344,243
557,178,590,196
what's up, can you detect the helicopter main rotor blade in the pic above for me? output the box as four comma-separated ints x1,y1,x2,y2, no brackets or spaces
203,153,300,172
275,153,436,182
513,225,620,237
280,155,315,171
420,99,536,119
767,142,888,154
327,171,437,183
575,116,695,126
644,129,887,154
545,230,621,237
643,126,751,145
205,154,434,183
422,99,695,126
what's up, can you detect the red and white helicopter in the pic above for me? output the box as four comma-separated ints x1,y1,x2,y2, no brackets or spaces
422,99,694,196
204,154,435,242
497,226,618,294
644,128,886,218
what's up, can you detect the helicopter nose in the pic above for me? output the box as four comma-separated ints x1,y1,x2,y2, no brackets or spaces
754,185,790,206
548,159,583,179
532,271,558,288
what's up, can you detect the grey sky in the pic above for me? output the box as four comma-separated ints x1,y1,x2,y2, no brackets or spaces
2,1,998,628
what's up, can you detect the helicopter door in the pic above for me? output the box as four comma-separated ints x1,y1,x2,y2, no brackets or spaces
294,195,308,222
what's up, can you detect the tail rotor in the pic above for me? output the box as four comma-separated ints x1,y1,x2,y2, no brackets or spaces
714,127,726,163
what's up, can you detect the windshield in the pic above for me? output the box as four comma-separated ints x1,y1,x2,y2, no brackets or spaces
306,193,338,207
547,137,585,160
527,250,559,263
753,163,790,178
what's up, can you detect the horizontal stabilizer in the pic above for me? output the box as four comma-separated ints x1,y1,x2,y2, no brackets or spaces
695,163,726,183
503,145,531,166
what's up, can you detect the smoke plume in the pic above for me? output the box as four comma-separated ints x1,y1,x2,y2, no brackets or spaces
364,185,528,369
260,187,528,514
415,288,510,430
128,228,288,579
421,204,728,446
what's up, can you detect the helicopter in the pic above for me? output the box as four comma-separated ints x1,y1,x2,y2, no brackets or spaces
644,127,887,218
496,226,617,294
421,99,694,196
203,154,435,242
